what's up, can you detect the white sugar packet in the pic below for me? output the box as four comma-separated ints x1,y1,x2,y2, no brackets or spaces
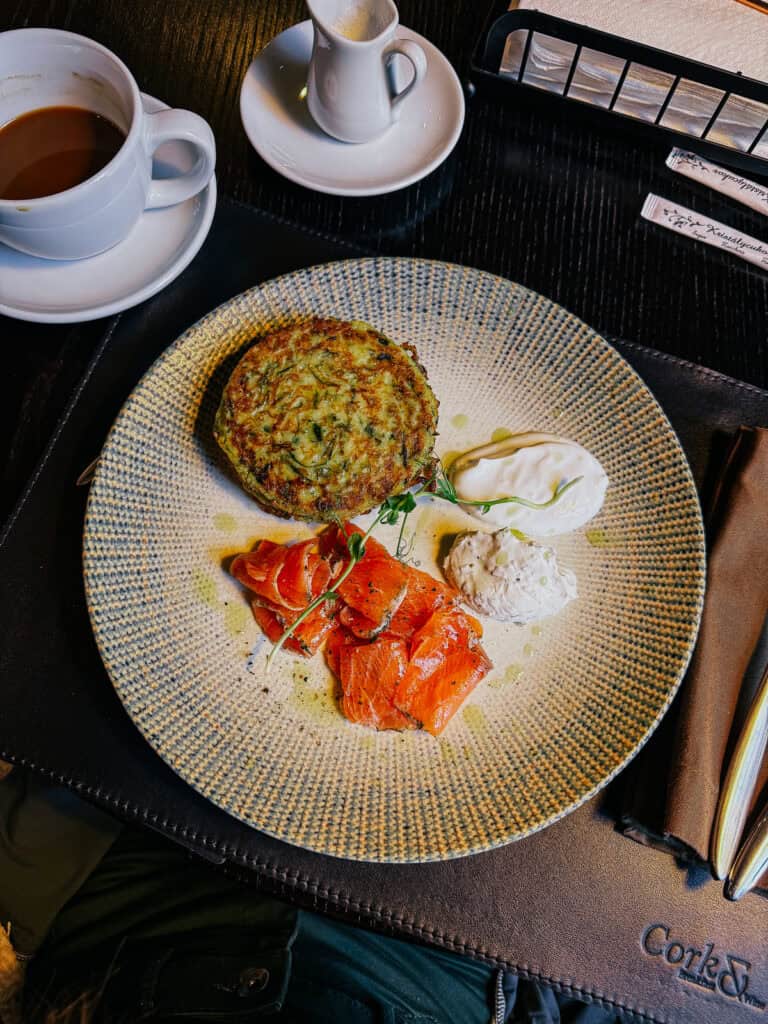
641,194,768,271
667,149,768,218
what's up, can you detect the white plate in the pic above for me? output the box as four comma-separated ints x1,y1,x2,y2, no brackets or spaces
239,21,465,197
0,94,217,325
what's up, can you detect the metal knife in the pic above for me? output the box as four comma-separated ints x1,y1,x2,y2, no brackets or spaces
710,661,768,882
733,0,768,12
726,800,768,900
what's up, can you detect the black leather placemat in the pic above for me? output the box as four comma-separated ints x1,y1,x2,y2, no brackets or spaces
2,199,768,1024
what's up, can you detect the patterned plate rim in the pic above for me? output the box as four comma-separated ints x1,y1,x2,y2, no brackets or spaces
82,256,706,862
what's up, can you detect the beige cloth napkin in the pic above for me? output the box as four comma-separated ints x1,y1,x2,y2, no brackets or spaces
622,427,768,892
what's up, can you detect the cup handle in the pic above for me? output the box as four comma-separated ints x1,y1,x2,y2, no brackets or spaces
384,39,427,112
143,109,216,209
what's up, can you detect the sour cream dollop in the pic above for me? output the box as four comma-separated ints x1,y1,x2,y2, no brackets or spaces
449,434,608,537
444,528,577,624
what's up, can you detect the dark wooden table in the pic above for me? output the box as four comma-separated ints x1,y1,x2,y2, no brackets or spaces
3,0,768,524
3,9,768,1021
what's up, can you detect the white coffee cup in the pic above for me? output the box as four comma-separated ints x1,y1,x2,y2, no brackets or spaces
305,0,427,144
0,29,216,260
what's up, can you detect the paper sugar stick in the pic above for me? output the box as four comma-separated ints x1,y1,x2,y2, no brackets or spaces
667,149,768,218
642,194,768,271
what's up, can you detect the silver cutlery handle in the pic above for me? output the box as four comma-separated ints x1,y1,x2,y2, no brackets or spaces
711,662,768,880
726,802,768,901
733,0,768,14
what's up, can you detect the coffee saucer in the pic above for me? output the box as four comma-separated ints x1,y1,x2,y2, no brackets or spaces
0,94,216,324
240,21,465,197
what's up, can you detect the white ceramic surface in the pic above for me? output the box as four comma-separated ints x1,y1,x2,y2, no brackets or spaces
0,29,216,259
305,0,427,143
240,20,464,196
0,95,216,324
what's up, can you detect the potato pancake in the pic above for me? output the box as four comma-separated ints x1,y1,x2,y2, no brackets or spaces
213,317,439,521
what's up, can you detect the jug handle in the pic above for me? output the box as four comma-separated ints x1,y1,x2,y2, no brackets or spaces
384,39,427,112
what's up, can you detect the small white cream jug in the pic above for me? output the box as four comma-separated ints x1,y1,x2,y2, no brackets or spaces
306,0,427,143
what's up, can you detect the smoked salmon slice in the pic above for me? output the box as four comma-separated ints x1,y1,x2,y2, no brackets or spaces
249,603,286,646
233,536,340,657
337,635,415,731
324,624,359,678
394,608,492,736
231,538,333,611
339,564,459,640
387,565,460,639
320,523,408,631
338,605,386,639
250,599,336,657
231,541,286,606
231,523,493,732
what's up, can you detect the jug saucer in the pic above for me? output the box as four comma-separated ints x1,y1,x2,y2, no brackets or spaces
240,20,465,197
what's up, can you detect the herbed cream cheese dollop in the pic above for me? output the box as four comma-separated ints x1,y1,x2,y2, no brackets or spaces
449,434,608,537
444,528,577,624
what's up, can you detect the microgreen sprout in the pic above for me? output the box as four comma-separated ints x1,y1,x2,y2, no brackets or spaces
432,472,582,514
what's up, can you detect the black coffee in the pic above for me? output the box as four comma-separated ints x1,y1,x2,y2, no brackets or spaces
0,105,125,200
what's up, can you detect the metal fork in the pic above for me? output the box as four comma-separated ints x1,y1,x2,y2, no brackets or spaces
727,800,768,900
711,661,768,898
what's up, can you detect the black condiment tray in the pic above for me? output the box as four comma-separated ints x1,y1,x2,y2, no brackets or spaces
470,1,768,177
